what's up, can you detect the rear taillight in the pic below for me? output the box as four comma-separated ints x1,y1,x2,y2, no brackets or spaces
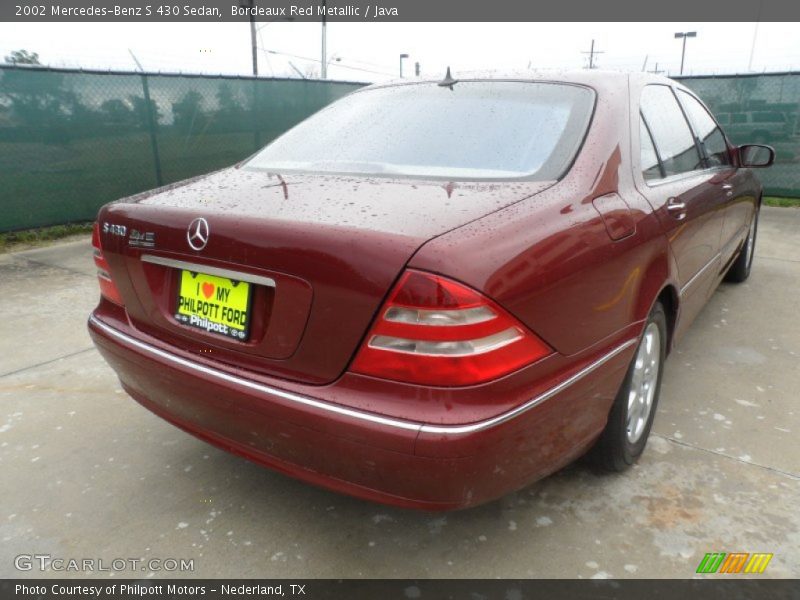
92,223,124,306
351,270,552,386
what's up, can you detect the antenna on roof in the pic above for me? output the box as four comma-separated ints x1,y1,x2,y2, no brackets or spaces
438,66,458,90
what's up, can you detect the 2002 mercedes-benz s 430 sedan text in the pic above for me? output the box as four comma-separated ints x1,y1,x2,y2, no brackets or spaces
88,71,774,509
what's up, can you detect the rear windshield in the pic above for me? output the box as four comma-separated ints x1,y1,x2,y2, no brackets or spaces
244,81,595,181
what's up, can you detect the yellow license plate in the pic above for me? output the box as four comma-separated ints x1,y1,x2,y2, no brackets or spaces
175,270,251,341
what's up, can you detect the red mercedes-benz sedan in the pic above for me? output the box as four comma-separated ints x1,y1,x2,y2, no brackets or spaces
88,71,773,510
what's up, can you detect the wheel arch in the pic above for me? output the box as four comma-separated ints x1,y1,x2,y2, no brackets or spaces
655,284,679,356
634,247,680,356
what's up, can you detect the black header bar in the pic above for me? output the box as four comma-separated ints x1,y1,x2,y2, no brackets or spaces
3,0,800,22
2,579,800,600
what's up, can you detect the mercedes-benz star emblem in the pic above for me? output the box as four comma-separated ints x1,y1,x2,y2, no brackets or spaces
187,217,209,251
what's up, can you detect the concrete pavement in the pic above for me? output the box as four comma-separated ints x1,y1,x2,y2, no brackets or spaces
1,207,798,578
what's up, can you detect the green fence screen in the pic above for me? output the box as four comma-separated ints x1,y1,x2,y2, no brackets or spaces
676,73,800,198
0,65,364,232
1,67,798,232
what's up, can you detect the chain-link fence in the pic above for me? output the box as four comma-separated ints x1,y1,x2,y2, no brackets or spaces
0,65,364,232
677,72,800,198
1,67,798,232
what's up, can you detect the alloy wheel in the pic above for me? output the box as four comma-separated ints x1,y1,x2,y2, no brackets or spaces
626,322,661,444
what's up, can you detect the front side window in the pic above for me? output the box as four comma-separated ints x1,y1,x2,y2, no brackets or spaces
245,81,595,181
678,90,732,168
640,85,702,179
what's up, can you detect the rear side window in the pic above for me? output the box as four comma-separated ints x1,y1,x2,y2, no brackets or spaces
640,85,702,179
677,90,732,168
640,116,663,181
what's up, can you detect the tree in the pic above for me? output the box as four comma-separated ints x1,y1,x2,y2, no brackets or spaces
99,98,136,128
0,67,81,140
216,81,243,114
172,90,205,132
215,82,247,132
129,95,161,130
5,49,41,65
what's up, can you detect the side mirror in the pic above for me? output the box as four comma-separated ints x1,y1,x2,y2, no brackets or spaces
738,144,775,168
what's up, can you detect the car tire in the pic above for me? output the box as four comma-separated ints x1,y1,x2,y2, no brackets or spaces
725,210,758,283
590,302,667,472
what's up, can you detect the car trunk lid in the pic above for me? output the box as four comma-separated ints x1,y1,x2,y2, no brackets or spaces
97,168,554,384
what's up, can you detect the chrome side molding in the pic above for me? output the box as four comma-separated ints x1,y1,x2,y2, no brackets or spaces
89,316,636,437
419,337,637,435
679,252,721,297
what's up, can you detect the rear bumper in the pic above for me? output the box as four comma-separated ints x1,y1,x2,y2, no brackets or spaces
88,314,635,510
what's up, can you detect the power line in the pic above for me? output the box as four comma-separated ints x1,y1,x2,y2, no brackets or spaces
258,47,394,77
256,27,274,76
330,54,396,70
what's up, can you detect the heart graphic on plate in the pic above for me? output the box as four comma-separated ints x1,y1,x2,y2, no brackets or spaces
202,282,215,299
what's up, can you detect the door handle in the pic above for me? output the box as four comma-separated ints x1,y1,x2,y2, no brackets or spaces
666,198,687,220
721,183,734,197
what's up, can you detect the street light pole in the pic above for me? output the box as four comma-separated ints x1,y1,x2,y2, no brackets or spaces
250,16,258,76
674,31,697,75
321,0,327,79
399,53,409,78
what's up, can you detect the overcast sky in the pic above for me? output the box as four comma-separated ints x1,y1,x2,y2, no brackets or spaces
1,22,799,81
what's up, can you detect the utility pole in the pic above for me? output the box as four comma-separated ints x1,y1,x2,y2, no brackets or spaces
320,0,327,79
674,31,697,75
582,39,603,69
240,0,258,76
399,53,409,78
241,0,260,149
